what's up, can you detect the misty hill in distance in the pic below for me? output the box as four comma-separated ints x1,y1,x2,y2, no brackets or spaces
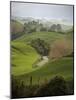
11,16,73,32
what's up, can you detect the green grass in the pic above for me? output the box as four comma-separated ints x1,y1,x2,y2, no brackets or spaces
11,41,40,76
14,31,66,44
16,57,73,85
11,31,73,85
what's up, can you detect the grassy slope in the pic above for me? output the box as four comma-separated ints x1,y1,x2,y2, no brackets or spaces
12,31,73,85
12,31,66,75
11,20,24,35
14,31,66,44
17,57,73,85
11,41,40,76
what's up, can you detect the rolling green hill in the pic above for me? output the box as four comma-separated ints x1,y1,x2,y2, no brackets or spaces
11,30,73,86
14,31,66,44
11,41,40,75
15,57,73,85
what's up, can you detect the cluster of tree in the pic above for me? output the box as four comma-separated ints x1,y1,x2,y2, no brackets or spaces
11,75,74,98
23,21,62,33
31,38,49,56
11,76,36,98
24,21,37,33
34,76,69,96
48,24,62,32
23,21,48,33
11,19,63,40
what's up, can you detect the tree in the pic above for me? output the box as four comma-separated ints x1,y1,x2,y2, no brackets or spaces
50,24,57,32
35,76,69,96
48,24,62,32
56,24,62,32
31,38,49,56
40,27,47,32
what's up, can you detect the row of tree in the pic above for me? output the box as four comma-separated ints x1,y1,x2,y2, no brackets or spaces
23,21,62,33
11,19,62,35
11,75,74,98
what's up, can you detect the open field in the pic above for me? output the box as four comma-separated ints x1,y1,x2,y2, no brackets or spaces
12,31,62,75
11,30,73,83
14,31,67,44
11,41,40,75
14,57,73,85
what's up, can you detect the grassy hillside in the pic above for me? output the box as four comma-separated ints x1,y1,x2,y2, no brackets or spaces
13,31,73,58
14,31,66,44
11,20,24,34
16,57,73,85
11,30,73,86
11,41,40,75
11,20,24,40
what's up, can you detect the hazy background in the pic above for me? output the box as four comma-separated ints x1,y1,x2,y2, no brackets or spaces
11,2,73,25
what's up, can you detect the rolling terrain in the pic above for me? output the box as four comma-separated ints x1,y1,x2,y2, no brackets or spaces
11,31,73,84
11,41,40,75
11,18,74,98
15,57,73,85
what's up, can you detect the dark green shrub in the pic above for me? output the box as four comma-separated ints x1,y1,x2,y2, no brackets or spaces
31,38,49,56
35,76,69,96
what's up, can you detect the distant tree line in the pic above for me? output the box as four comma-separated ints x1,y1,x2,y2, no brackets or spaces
23,21,62,33
11,19,63,40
